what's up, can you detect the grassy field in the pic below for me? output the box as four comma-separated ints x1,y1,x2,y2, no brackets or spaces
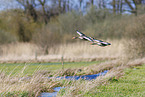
75,64,145,97
57,58,145,97
0,59,145,97
0,61,102,76
0,61,105,97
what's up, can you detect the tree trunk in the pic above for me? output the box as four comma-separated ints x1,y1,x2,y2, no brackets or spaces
62,0,66,13
67,0,69,11
113,0,116,15
120,0,123,14
91,0,94,5
38,0,48,24
58,0,62,13
125,0,137,15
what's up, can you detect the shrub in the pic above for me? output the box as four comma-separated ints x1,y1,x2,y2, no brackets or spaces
124,15,145,59
11,14,38,42
0,10,39,42
84,14,130,39
32,26,61,54
0,30,16,44
58,11,87,34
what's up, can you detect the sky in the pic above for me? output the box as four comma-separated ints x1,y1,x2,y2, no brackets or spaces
0,0,135,14
0,0,21,11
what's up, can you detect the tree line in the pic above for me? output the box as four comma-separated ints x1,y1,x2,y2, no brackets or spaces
0,0,145,53
10,0,145,24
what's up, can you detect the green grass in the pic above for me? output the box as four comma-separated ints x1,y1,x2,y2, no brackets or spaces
0,61,102,76
84,64,145,97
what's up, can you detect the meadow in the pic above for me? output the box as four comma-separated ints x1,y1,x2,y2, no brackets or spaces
0,61,102,76
0,57,145,97
57,58,145,97
0,3,145,96
0,60,106,97
83,64,145,97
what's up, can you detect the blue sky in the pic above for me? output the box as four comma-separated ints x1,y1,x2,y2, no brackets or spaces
0,0,21,11
0,0,135,14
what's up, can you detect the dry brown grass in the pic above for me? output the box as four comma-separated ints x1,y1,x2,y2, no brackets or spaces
0,42,41,60
49,39,123,57
0,39,124,63
0,70,62,97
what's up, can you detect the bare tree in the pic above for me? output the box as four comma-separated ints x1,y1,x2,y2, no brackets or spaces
62,0,66,13
97,0,106,9
112,0,116,14
120,0,123,14
102,0,106,8
67,0,69,11
16,0,38,21
98,0,102,9
90,0,94,5
58,0,62,13
116,0,123,14
38,0,48,24
125,0,137,15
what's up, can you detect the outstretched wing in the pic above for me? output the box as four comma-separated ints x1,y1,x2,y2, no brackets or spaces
91,38,103,43
91,42,111,46
91,38,111,46
76,30,85,36
99,42,111,46
83,36,94,42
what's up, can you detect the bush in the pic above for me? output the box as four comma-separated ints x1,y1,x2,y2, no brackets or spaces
0,10,39,42
84,14,131,39
124,15,145,59
0,30,16,44
58,11,87,34
11,14,38,42
32,26,61,54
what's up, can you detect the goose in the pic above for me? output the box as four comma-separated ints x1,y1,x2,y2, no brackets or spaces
72,30,111,47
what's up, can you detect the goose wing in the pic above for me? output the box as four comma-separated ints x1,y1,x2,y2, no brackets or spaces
83,36,94,42
91,42,111,46
91,38,111,46
76,30,85,36
99,42,111,46
92,38,103,43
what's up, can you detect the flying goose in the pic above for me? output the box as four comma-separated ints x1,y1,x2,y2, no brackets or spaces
72,30,111,47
